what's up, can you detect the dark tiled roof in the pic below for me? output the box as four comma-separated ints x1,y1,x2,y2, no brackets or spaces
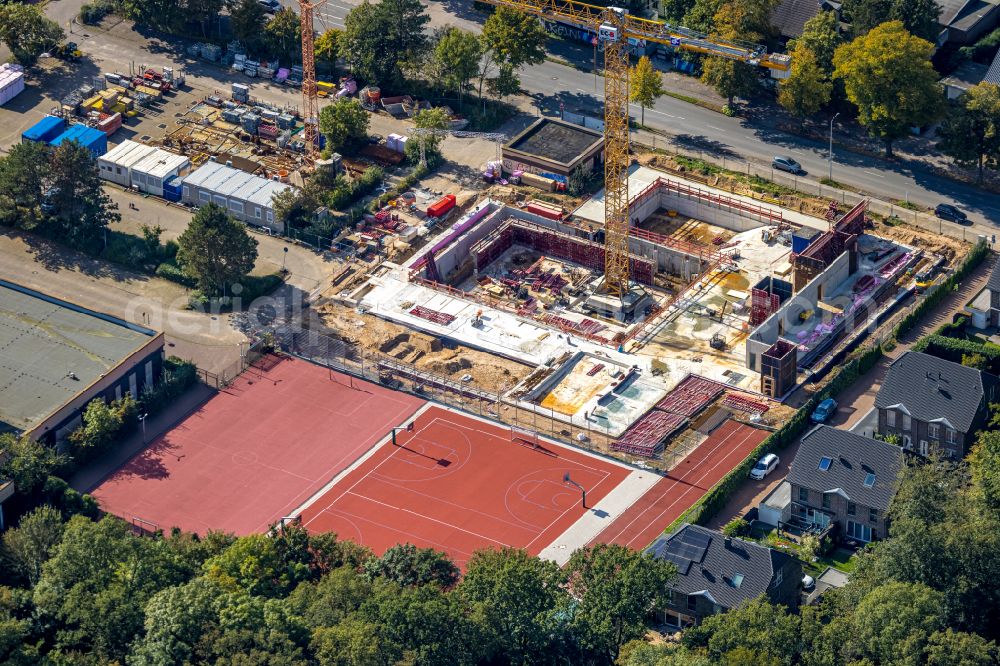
987,49,1000,85
875,351,993,433
648,524,793,610
788,426,903,511
987,257,1000,292
770,0,824,37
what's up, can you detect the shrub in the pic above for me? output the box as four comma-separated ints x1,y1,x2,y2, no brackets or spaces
722,518,750,537
155,261,197,287
139,357,198,415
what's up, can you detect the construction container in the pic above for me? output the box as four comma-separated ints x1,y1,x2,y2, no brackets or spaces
97,112,122,136
386,133,401,152
791,227,823,254
22,116,67,144
221,107,245,124
0,64,25,106
277,113,295,130
50,124,108,157
260,109,279,124
427,194,456,219
162,175,183,202
241,113,260,133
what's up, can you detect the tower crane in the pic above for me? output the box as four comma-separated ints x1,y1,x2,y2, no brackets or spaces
478,0,790,300
298,0,327,162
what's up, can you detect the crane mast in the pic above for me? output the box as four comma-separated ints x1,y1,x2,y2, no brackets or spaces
299,0,326,161
477,0,788,303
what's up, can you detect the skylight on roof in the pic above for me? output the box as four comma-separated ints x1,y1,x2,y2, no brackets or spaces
731,573,744,589
818,457,832,471
863,473,876,488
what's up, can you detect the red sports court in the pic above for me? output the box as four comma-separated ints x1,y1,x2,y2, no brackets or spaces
92,355,425,535
593,420,769,550
297,405,631,567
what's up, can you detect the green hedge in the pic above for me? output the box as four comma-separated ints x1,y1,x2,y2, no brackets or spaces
664,342,885,536
893,240,988,338
912,334,1000,375
139,357,198,414
155,261,197,288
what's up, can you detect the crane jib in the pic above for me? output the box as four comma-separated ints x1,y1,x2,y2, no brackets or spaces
477,0,790,70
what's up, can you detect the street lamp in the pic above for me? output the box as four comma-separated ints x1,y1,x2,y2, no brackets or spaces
828,112,841,181
563,472,587,509
282,246,288,273
139,413,148,444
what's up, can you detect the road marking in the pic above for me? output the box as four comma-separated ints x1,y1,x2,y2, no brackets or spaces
648,109,684,120
706,125,724,131
862,170,885,179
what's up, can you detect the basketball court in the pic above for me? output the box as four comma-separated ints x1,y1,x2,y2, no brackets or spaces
296,405,634,567
91,355,425,535
592,419,769,550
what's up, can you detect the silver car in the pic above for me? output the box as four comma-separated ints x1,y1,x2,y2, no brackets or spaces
772,156,804,174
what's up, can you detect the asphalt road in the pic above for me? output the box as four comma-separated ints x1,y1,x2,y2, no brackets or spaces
34,0,1000,228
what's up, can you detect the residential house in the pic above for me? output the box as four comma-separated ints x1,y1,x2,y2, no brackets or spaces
769,0,840,40
647,524,802,628
980,257,1000,327
937,0,1000,46
876,351,997,458
787,425,903,544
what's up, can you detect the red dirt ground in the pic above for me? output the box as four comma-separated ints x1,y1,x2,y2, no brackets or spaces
92,355,425,535
297,405,631,568
593,420,769,550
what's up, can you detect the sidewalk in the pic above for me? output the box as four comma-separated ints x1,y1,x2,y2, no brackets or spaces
70,383,216,494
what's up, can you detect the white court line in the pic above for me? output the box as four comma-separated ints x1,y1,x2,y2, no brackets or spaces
319,505,483,559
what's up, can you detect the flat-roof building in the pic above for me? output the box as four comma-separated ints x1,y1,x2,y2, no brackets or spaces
502,117,604,180
99,141,191,196
181,160,295,233
0,279,164,442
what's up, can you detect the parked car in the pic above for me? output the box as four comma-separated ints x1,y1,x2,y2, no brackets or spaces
749,453,780,480
772,156,804,175
257,0,281,12
811,398,838,424
934,203,968,224
802,575,816,591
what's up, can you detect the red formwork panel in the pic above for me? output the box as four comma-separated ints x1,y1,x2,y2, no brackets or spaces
612,411,688,458
654,374,725,418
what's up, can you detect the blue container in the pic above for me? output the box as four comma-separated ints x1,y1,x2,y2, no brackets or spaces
791,228,822,254
162,175,183,202
50,124,108,158
22,115,67,144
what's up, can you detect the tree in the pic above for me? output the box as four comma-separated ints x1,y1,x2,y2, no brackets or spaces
230,0,267,53
662,0,698,23
0,4,64,66
971,430,1000,517
318,98,370,155
312,616,388,666
700,0,779,106
478,7,548,103
891,0,943,42
683,597,802,664
68,395,136,462
176,204,258,295
0,433,61,496
459,548,566,663
264,8,301,62
485,62,521,101
315,29,342,71
0,141,49,230
339,0,429,88
701,57,758,107
563,544,676,664
925,629,998,666
186,0,225,38
433,27,481,105
833,21,942,156
363,544,460,588
2,506,64,586
792,11,843,73
129,577,223,666
46,141,121,249
938,83,1000,182
841,0,891,37
684,0,726,33
778,44,833,120
630,56,666,126
406,107,450,166
846,582,945,664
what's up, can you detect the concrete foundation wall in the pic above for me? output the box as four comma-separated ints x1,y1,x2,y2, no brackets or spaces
746,251,851,372
657,187,768,232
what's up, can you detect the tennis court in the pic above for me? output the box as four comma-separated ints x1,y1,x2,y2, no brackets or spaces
592,419,769,549
92,355,425,535
296,405,632,567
